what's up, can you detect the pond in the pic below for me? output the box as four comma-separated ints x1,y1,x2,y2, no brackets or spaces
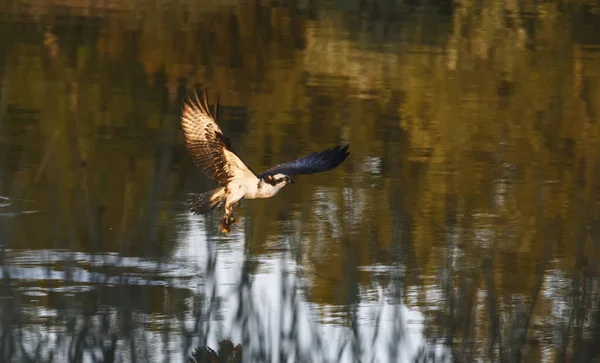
1,0,600,362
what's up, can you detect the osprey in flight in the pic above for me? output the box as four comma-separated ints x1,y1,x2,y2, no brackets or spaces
180,88,350,233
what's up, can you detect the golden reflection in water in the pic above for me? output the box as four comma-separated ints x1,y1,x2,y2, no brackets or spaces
0,0,600,361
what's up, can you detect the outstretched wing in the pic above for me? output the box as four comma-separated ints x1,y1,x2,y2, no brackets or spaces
181,88,257,184
258,145,350,178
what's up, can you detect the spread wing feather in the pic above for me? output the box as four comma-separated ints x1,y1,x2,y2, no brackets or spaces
258,145,350,178
181,88,257,184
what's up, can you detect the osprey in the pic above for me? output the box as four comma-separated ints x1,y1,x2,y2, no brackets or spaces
180,88,350,233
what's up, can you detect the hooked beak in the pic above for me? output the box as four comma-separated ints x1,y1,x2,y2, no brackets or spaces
287,177,295,184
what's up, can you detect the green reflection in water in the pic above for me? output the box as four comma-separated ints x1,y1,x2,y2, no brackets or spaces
0,0,600,361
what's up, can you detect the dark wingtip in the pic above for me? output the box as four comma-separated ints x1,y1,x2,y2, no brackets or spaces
329,144,350,170
340,144,350,157
341,144,350,154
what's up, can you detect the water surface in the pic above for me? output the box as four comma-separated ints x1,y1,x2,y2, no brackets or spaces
1,0,600,362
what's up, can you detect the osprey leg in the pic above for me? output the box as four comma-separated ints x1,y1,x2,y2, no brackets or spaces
223,203,236,223
219,199,241,231
219,212,235,234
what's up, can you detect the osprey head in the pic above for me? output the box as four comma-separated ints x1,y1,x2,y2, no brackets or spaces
263,173,294,186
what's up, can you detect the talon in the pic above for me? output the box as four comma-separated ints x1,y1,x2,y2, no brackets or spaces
219,214,236,233
219,222,231,234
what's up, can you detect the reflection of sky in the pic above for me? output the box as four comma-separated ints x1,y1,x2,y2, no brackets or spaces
176,212,427,362
2,210,432,362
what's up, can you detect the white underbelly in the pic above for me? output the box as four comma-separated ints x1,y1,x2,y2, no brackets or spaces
227,179,283,201
245,188,280,199
243,183,282,199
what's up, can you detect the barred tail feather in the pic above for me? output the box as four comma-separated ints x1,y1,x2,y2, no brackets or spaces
187,187,226,215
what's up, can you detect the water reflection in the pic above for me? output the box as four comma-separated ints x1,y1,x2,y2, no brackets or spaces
0,0,600,361
0,210,425,362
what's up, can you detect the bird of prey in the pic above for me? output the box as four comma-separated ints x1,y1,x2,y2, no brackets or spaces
180,88,350,233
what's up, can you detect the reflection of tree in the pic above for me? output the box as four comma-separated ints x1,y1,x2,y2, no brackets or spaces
0,0,600,361
391,2,600,361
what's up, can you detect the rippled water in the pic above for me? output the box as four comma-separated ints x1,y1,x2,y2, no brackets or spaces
1,0,600,362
